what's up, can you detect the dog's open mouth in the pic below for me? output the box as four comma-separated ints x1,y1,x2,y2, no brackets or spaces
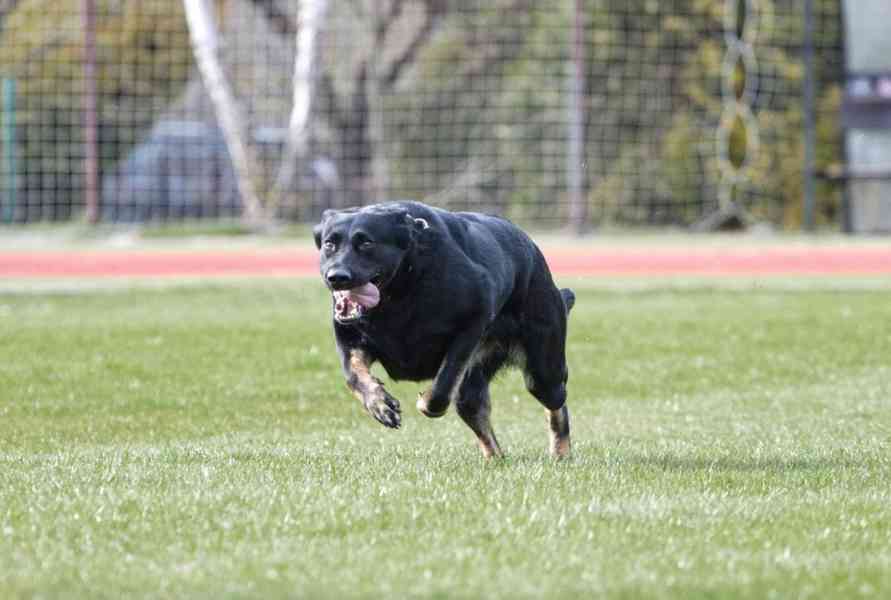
333,282,381,322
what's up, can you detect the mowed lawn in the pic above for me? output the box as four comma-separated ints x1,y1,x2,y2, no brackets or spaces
2,280,890,599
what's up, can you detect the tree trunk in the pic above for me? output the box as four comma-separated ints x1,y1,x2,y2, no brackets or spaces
270,0,328,217
183,0,264,224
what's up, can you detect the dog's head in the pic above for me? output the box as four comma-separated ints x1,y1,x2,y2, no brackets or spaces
314,205,429,323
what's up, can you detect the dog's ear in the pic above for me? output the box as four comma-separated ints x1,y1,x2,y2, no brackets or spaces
313,209,337,249
395,213,429,249
404,213,429,233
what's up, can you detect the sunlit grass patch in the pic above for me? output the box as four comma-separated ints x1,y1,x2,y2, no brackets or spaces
1,282,890,598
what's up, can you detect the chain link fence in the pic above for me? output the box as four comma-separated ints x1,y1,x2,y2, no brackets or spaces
0,0,844,229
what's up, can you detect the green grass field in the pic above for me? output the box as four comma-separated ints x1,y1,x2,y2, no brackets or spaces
2,280,890,598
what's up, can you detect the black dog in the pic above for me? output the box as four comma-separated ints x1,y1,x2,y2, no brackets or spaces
313,201,575,458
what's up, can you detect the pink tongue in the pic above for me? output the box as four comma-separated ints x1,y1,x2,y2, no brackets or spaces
347,282,380,309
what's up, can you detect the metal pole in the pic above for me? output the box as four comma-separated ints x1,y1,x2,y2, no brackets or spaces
802,0,817,231
567,0,587,233
838,0,852,234
2,77,16,224
82,0,100,223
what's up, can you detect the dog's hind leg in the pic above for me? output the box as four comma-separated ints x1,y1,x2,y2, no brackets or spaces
455,367,503,459
546,405,570,458
525,355,571,459
523,350,571,458
526,366,571,459
521,295,571,458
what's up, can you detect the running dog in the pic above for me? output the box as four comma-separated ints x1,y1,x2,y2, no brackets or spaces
313,201,574,458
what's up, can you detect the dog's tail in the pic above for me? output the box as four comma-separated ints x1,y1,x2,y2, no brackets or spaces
560,288,575,315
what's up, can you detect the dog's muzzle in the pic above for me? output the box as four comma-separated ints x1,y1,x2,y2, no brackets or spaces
333,282,380,322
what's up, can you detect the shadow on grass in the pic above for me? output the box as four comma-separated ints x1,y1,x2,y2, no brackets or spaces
474,442,878,474
618,451,874,474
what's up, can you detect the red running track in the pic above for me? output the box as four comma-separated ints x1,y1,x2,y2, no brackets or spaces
1,247,890,278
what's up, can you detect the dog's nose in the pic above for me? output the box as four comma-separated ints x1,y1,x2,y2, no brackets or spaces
326,268,353,288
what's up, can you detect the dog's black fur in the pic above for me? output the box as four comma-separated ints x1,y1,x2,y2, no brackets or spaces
313,201,574,457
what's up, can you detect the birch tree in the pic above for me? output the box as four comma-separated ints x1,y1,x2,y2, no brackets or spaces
269,0,328,214
183,0,265,223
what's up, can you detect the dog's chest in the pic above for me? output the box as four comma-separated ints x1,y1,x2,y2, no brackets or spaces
359,322,450,382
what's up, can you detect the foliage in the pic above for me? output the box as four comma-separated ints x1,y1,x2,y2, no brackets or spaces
656,0,844,227
0,0,193,220
0,0,845,228
383,0,844,228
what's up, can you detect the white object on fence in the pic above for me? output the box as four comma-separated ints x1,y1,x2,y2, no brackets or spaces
716,0,761,216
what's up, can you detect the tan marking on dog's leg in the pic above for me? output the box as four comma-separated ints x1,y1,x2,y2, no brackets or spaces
468,404,503,459
476,427,503,459
349,350,380,396
547,406,571,459
458,397,503,459
348,349,401,428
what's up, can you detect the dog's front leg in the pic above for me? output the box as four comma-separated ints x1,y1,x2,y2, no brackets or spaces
340,347,402,429
417,320,486,418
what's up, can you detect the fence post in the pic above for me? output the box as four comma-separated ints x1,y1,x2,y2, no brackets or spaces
802,0,817,231
82,0,100,223
567,0,588,234
2,77,16,224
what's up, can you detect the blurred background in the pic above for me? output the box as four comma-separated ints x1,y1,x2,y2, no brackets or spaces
0,0,889,234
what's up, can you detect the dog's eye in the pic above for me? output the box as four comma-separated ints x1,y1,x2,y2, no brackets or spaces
358,240,375,252
323,241,336,252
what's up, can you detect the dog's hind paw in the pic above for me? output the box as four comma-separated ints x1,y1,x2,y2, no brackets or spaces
364,389,402,429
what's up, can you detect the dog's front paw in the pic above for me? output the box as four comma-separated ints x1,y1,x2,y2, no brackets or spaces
416,389,449,418
364,388,402,429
